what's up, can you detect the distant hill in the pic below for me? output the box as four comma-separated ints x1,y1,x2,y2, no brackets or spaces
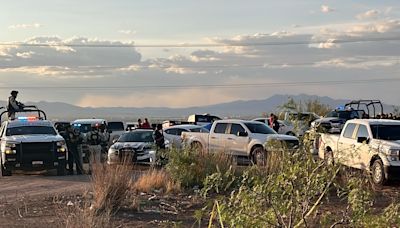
0,94,395,121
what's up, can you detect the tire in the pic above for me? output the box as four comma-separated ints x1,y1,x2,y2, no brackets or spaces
252,147,267,166
57,162,66,176
371,159,387,186
286,132,296,136
191,142,203,153
0,157,11,176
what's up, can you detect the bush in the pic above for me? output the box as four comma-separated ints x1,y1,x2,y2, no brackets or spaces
166,147,232,188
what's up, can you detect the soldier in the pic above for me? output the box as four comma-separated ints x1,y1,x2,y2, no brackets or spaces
85,124,103,173
7,90,24,120
69,127,84,175
99,124,110,163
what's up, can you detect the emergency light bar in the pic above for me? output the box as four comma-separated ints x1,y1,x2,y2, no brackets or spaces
18,116,38,121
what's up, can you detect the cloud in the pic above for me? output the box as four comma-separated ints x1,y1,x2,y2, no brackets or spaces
8,23,42,29
356,10,380,20
321,5,334,13
16,51,35,59
118,30,136,35
0,36,142,76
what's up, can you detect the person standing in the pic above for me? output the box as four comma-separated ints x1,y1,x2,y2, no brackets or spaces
7,90,24,120
69,127,84,175
85,124,102,174
142,118,151,129
99,125,110,163
137,118,143,128
153,124,165,149
272,114,280,132
64,125,75,175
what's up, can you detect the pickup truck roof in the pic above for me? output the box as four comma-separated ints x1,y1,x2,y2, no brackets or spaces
71,119,107,124
7,119,54,128
347,119,400,125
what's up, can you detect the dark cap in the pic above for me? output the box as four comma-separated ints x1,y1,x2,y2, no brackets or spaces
11,90,18,95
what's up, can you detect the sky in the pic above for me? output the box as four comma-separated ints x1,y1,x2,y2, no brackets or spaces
0,0,400,108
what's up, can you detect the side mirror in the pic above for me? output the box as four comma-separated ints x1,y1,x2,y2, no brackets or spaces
237,132,248,137
107,129,113,134
357,137,369,144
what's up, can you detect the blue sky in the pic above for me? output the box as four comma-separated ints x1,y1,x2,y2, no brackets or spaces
1,1,400,108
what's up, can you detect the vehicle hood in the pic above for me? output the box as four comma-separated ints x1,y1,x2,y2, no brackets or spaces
252,133,299,142
315,117,345,123
371,139,400,150
111,142,154,150
4,135,64,143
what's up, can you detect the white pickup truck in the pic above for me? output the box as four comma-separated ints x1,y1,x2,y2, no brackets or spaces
182,119,299,165
318,119,400,185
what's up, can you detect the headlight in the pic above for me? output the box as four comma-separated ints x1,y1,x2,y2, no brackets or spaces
56,141,67,153
108,148,118,155
388,149,399,161
3,142,18,154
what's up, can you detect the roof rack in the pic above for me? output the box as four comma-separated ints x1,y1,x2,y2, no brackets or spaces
0,105,47,122
344,100,383,118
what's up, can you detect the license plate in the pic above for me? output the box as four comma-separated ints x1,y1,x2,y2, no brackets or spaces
32,161,43,165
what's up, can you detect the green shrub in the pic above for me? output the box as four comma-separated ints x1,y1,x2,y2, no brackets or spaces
166,148,232,188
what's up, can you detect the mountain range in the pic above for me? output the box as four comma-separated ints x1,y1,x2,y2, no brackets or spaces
0,94,395,121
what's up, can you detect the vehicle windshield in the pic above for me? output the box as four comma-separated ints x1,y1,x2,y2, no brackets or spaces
190,127,209,133
6,126,57,136
73,124,91,133
326,111,358,119
108,122,124,131
370,125,400,141
244,122,276,134
118,131,154,143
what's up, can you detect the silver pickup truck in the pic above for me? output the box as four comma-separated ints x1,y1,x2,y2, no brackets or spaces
319,119,400,185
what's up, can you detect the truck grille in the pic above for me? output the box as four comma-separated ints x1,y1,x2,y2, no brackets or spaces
20,142,55,164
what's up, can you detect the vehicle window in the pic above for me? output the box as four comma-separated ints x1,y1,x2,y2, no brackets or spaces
230,124,246,135
175,128,189,136
254,119,266,123
165,129,177,135
118,131,154,142
343,123,356,139
6,126,57,136
356,125,369,139
214,123,228,134
72,124,91,133
370,125,400,140
108,122,124,131
190,127,209,133
244,122,276,134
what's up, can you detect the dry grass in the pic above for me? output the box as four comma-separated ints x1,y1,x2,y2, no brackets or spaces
133,169,181,194
91,160,133,213
59,198,113,228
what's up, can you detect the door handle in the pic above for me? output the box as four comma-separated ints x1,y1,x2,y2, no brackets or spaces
227,137,233,140
211,137,217,139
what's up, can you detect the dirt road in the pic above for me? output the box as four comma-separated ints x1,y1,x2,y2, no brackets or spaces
0,174,90,202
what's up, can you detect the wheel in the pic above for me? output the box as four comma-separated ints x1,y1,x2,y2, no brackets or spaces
371,159,387,186
324,150,334,166
56,162,66,176
190,142,203,153
252,147,267,166
0,157,12,176
286,132,296,136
